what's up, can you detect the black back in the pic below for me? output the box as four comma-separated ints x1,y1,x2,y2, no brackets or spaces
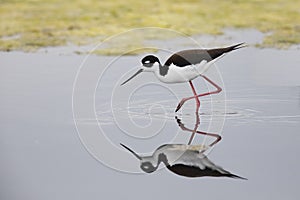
164,43,244,67
167,164,246,179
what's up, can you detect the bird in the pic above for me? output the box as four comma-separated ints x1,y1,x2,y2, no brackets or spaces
121,43,246,112
120,143,246,179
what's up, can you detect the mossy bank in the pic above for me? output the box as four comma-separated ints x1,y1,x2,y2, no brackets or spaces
1,0,299,54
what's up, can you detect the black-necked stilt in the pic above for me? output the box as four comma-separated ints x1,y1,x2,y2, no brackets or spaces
120,143,246,179
121,43,245,112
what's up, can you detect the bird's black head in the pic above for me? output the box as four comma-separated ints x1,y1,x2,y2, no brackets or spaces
140,161,156,173
141,55,160,68
120,55,160,86
140,153,169,173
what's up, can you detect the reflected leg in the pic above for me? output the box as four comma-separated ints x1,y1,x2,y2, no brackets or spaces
176,112,222,147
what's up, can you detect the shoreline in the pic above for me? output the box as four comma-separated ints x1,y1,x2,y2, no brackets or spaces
1,28,299,56
1,0,300,52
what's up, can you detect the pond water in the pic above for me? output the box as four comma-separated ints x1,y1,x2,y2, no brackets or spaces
1,31,300,199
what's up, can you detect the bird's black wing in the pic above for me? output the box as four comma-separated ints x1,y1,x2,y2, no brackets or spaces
164,43,245,67
167,164,246,179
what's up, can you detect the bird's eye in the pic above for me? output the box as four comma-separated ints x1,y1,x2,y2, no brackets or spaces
141,163,150,169
141,162,154,172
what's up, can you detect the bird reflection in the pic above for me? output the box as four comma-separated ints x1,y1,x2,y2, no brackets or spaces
121,112,246,179
120,143,245,179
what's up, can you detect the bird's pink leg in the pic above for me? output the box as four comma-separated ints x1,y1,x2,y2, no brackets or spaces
189,81,200,113
175,75,222,112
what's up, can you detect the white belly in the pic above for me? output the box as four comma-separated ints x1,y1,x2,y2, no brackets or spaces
156,61,213,83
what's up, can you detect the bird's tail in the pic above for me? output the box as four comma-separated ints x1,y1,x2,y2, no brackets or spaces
206,42,247,60
227,172,248,180
227,42,247,51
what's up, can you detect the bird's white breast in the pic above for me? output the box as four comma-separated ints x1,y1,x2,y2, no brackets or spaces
156,60,213,83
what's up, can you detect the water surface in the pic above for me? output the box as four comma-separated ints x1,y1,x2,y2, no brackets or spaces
1,35,300,199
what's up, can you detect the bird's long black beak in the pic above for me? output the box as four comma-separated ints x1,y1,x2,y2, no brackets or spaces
121,69,143,86
120,143,142,160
